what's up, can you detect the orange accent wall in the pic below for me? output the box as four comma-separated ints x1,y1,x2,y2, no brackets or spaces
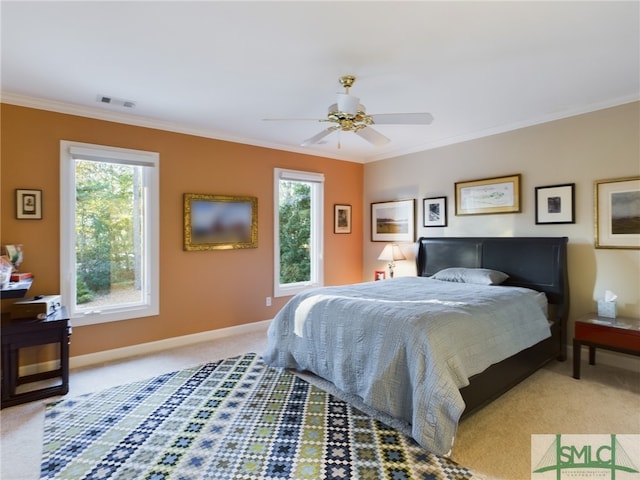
1,104,364,356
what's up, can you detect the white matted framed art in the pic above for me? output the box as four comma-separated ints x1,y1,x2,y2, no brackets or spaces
535,183,575,224
594,176,640,249
334,204,352,234
16,189,42,219
371,199,415,242
423,197,447,227
455,174,521,216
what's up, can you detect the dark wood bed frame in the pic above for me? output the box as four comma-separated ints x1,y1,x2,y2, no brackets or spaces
415,236,569,417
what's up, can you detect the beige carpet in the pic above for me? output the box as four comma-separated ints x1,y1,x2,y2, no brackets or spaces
453,359,640,478
1,323,638,480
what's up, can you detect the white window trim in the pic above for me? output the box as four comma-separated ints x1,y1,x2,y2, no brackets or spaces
60,140,160,326
274,168,324,298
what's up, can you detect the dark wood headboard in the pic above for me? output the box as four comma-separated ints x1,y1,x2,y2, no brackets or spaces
416,237,569,358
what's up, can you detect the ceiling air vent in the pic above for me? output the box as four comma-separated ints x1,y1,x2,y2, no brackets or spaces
96,95,136,109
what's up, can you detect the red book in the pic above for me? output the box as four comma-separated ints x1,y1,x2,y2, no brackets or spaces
10,272,32,281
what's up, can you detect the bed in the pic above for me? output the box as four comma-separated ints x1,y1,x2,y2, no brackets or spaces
263,236,569,455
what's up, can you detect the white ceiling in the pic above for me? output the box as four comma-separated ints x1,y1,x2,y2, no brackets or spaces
1,1,638,163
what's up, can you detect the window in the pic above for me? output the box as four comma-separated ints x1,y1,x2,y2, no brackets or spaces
60,141,159,326
274,168,324,297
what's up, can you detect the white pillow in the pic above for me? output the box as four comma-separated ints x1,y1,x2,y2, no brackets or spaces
431,267,509,285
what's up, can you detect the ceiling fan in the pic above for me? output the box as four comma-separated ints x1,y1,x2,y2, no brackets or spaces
266,75,434,147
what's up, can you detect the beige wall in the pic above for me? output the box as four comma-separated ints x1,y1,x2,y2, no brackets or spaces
364,102,640,334
1,104,364,358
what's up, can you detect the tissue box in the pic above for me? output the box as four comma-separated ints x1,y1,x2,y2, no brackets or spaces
597,300,617,319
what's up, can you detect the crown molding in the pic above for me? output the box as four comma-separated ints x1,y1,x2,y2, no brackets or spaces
363,94,640,163
2,91,637,164
0,91,353,163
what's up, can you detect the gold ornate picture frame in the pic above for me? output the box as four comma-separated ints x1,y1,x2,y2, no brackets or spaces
184,194,257,251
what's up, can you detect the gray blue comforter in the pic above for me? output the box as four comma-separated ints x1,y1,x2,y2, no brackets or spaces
263,276,550,455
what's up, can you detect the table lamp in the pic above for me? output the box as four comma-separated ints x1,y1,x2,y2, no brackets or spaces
378,244,406,278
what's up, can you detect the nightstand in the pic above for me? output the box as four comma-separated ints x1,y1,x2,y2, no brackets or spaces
572,313,640,379
1,308,71,408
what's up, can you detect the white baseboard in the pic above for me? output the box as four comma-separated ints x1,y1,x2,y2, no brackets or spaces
18,319,272,377
69,319,272,370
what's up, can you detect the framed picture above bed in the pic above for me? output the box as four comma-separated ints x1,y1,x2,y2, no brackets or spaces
595,176,640,249
455,174,521,216
423,197,447,227
371,199,415,242
535,183,575,224
183,193,258,251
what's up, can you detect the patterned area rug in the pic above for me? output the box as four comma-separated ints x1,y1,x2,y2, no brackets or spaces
41,353,477,479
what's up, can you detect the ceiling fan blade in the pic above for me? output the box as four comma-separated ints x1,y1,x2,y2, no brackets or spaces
355,126,390,146
301,127,338,146
262,118,326,122
370,112,434,125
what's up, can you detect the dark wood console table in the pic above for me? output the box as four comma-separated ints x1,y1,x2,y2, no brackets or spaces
573,313,640,379
1,279,33,299
1,308,71,408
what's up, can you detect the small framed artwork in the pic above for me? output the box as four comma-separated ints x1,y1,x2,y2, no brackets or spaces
16,189,42,219
334,204,352,234
371,199,415,242
455,174,521,216
184,193,258,251
535,183,575,224
423,197,447,227
595,176,640,249
374,270,386,281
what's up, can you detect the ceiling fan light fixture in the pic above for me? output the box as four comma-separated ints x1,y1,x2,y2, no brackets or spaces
337,93,360,115
266,74,433,148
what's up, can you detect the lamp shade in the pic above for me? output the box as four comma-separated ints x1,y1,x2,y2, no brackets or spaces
378,244,406,262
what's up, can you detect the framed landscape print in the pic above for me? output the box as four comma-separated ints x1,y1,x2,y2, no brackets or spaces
184,193,258,250
455,174,521,215
371,199,415,242
535,183,575,224
594,176,640,249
